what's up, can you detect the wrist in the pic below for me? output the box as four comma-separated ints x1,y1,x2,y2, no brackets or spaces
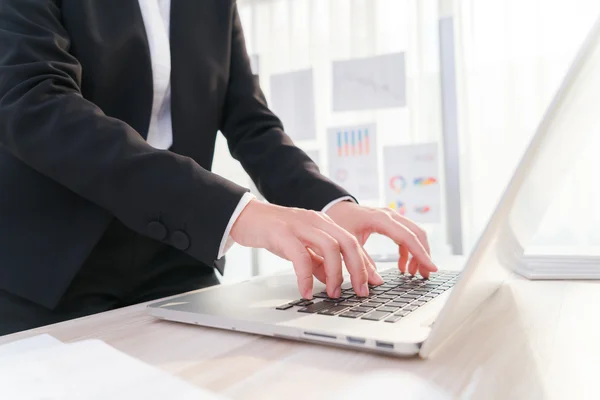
230,198,258,238
324,199,357,217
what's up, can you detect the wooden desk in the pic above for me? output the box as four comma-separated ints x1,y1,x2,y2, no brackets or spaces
1,277,599,399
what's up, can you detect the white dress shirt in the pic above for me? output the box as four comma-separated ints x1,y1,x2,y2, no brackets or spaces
138,0,352,258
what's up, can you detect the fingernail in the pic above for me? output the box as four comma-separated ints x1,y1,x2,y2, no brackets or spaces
304,289,313,300
374,273,384,285
333,287,341,298
360,283,369,297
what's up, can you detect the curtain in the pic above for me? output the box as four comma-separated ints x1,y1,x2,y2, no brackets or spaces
212,0,447,279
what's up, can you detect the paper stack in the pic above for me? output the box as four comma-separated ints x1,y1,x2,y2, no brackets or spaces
515,246,600,280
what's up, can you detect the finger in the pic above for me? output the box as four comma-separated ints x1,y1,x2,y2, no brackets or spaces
363,250,384,285
281,236,315,299
371,214,437,272
398,245,410,274
297,227,344,298
419,263,431,279
308,248,327,284
391,213,431,255
307,212,369,297
408,257,419,276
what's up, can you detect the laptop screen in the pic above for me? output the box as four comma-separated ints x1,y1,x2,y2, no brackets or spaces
422,14,600,357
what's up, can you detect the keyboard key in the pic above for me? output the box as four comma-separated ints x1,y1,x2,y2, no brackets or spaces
340,311,365,319
290,299,307,305
431,290,444,294
313,292,330,299
400,294,420,299
323,297,342,302
369,298,387,304
354,294,377,300
362,302,383,308
387,301,410,308
393,297,411,303
298,302,331,313
318,305,350,316
413,301,426,306
381,284,398,289
395,311,410,317
403,305,417,311
422,295,436,300
385,315,403,323
297,300,314,306
324,295,353,302
370,288,387,294
377,294,397,300
351,306,372,313
361,311,392,321
378,306,400,313
339,301,360,307
423,283,440,288
387,290,406,296
276,304,294,310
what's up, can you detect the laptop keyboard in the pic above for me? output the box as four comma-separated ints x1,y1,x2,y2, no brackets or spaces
276,269,460,323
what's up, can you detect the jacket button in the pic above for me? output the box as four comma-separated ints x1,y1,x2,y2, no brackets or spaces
147,221,167,241
172,231,190,251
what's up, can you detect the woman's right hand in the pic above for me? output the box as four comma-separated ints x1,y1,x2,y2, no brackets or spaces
230,199,383,300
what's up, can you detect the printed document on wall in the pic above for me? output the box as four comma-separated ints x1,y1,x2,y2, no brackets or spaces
270,69,317,141
327,124,379,200
384,143,441,223
333,53,406,112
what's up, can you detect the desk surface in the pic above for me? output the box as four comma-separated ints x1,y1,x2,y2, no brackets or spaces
2,271,600,399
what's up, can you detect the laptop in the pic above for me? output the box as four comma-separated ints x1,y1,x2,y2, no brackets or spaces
148,15,600,358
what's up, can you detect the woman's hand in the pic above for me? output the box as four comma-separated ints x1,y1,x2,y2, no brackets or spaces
230,200,383,299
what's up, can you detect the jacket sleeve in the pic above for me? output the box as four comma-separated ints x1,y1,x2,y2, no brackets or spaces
219,2,355,211
0,0,249,265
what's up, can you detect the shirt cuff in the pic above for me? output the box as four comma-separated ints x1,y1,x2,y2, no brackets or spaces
217,192,256,259
321,196,357,214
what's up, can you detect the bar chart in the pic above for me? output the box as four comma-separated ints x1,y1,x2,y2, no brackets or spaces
328,124,379,200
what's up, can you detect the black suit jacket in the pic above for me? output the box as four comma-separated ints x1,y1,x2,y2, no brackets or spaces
0,0,351,309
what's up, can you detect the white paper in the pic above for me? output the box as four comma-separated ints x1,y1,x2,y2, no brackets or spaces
0,334,63,359
0,340,223,400
383,143,442,223
336,371,452,399
327,124,379,200
516,246,600,280
333,53,406,112
270,69,317,141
